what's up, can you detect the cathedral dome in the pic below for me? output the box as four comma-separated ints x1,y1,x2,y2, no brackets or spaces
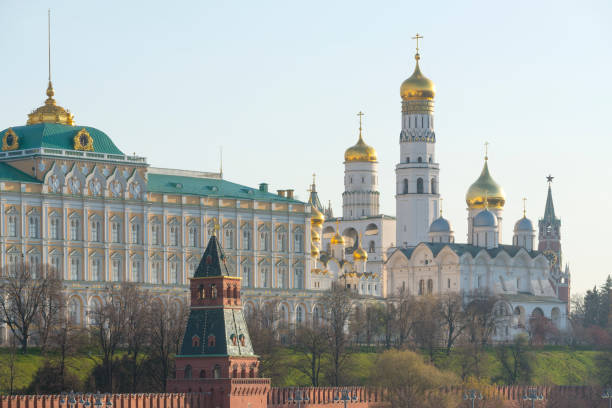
311,228,320,242
400,55,435,100
473,209,498,227
344,134,377,163
310,205,325,227
466,159,506,209
514,216,534,232
331,231,345,245
353,246,367,261
429,216,451,233
27,82,74,126
311,242,320,258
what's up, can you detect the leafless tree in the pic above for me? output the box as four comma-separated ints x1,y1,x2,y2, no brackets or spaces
47,312,87,390
89,283,129,392
148,298,189,392
0,262,61,353
437,292,466,355
412,296,443,361
0,335,20,394
123,284,151,392
321,282,354,386
394,288,416,348
246,300,283,379
464,289,500,347
35,272,64,353
291,323,328,386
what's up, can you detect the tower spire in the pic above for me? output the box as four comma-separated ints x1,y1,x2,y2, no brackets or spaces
544,175,556,221
357,111,364,141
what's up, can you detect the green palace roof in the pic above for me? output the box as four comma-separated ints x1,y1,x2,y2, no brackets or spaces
0,162,41,183
0,123,124,155
147,173,304,204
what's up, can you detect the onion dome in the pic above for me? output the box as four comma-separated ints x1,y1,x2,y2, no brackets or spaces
400,54,435,100
331,231,345,245
344,112,377,163
466,158,506,209
514,216,534,232
310,203,325,227
473,209,498,227
311,228,320,242
352,234,368,261
311,242,320,258
27,82,74,126
429,216,451,233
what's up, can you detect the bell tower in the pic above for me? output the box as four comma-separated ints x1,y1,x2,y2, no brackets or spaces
395,34,440,247
168,231,270,407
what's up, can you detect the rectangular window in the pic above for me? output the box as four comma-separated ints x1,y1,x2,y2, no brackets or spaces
151,224,160,245
243,229,251,250
7,216,17,237
50,219,59,239
70,258,80,280
188,227,197,247
225,229,234,249
131,224,140,244
111,223,120,243
91,221,100,242
132,261,142,282
91,259,101,281
29,217,39,238
169,226,178,246
70,220,80,241
112,260,121,281
294,233,303,253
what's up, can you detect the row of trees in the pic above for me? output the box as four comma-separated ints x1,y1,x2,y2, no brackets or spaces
0,262,188,394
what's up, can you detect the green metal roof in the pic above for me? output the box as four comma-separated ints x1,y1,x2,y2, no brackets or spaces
0,162,41,183
0,123,124,155
147,173,304,204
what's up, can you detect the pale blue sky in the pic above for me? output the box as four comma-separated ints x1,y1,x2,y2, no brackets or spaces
1,0,611,294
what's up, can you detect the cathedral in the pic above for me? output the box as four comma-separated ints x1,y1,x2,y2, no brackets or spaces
0,31,570,344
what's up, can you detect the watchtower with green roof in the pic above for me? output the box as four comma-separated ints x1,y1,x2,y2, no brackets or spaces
168,233,270,407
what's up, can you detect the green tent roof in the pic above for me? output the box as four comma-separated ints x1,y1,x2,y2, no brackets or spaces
0,123,124,155
0,162,41,183
147,173,304,203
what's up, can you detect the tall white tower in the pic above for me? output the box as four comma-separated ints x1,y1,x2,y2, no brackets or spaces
343,112,379,220
395,35,440,247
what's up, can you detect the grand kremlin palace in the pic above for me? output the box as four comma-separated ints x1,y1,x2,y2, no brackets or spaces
0,81,320,344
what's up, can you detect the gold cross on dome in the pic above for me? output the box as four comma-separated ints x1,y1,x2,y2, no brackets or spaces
522,197,527,217
484,141,490,160
212,219,220,236
412,33,423,53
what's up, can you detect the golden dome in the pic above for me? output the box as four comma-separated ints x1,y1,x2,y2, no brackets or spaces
27,82,74,126
400,54,435,101
344,113,377,163
311,242,320,258
311,228,320,242
466,158,506,209
310,204,325,227
353,246,367,261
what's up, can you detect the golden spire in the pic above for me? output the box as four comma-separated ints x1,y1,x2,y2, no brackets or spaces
522,197,527,218
484,141,489,161
357,111,364,141
27,10,74,126
412,33,423,59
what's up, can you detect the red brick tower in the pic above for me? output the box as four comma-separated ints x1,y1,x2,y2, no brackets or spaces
167,233,270,408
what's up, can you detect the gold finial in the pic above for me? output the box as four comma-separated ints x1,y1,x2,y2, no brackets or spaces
312,172,316,188
522,197,527,217
212,219,220,236
484,141,489,161
357,111,364,140
439,198,443,217
412,33,423,60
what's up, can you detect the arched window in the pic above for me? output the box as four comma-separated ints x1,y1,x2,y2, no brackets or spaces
417,157,422,163
226,285,232,299
184,365,192,379
427,279,433,294
428,156,432,163
406,157,410,163
418,279,425,295
208,335,216,348
402,179,408,194
192,335,200,348
368,241,375,253
296,305,304,325
431,178,436,194
199,369,206,378
198,284,205,299
213,365,221,379
417,178,424,194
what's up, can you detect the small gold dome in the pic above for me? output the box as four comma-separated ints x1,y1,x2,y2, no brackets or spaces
353,246,367,261
400,54,435,100
310,204,325,227
344,134,377,163
311,228,320,242
466,159,506,209
311,242,320,258
331,231,345,245
27,82,74,126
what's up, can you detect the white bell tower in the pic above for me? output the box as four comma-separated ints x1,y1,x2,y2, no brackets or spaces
395,34,440,248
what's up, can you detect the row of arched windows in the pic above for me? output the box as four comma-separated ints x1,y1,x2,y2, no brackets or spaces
417,279,434,295
405,156,433,164
401,178,437,194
